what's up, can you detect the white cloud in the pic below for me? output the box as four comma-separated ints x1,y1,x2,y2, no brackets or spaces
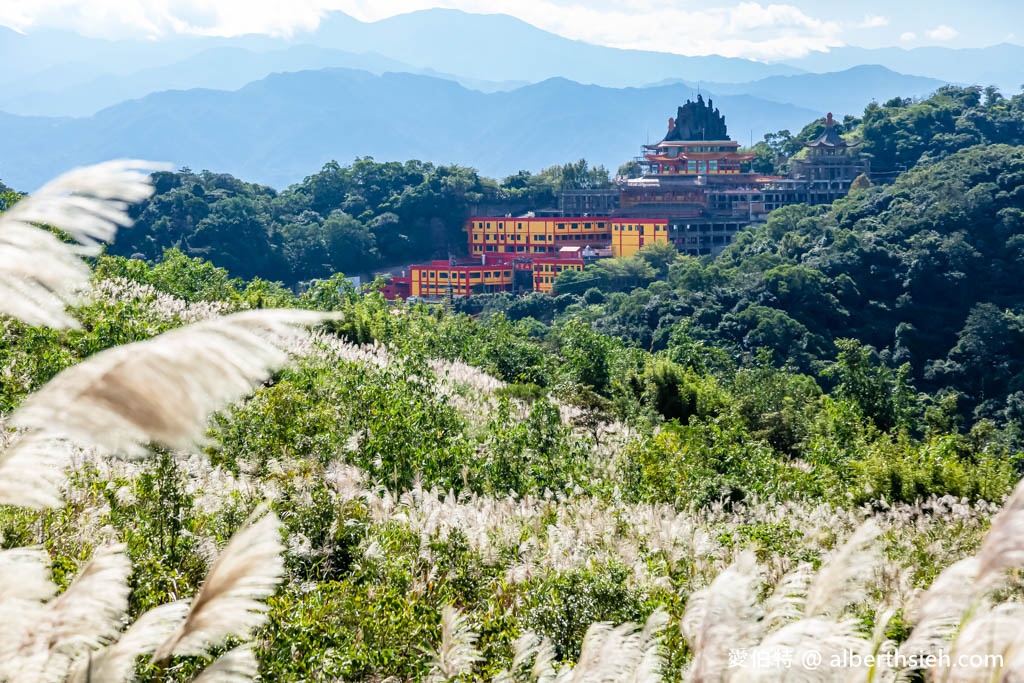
858,14,888,29
0,0,324,38
899,31,917,42
926,24,959,41
0,0,846,60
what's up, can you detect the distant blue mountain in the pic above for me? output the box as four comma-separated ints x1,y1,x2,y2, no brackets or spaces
299,9,804,86
0,9,804,117
783,44,1024,93
651,65,948,118
0,68,817,191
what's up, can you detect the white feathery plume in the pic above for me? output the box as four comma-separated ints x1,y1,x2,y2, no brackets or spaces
511,631,540,672
628,609,670,683
153,510,285,661
741,618,869,683
804,520,882,618
977,478,1024,587
189,644,260,683
531,637,557,683
764,562,813,631
0,544,132,683
0,549,55,677
899,558,981,663
427,605,483,682
946,603,1024,683
69,601,190,683
554,612,668,683
0,435,75,509
865,606,897,683
559,622,616,682
0,547,56,604
0,160,168,328
682,552,764,682
46,543,133,652
11,309,332,458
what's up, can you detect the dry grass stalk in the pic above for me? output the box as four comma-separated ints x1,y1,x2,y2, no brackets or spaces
11,309,331,458
154,510,285,660
0,160,168,328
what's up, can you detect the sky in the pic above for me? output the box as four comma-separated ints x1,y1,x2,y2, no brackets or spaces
0,0,1020,61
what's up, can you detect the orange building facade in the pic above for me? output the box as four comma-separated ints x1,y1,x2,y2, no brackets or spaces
610,219,670,258
406,259,516,298
532,247,587,294
467,217,613,257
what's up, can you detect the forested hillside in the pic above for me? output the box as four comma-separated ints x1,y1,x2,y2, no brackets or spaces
7,85,1024,681
111,158,611,282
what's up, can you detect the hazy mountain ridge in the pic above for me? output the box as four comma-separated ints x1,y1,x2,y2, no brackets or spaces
650,65,948,117
783,43,1024,92
0,68,818,190
0,8,803,117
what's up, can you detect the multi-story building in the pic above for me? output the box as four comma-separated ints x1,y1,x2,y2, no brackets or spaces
613,95,778,258
381,97,867,300
532,246,599,294
610,219,669,258
467,216,613,257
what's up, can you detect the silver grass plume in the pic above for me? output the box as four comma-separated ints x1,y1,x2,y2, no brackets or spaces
0,160,168,329
804,520,882,618
11,309,331,458
0,547,56,604
764,562,813,631
0,544,132,683
946,603,1024,683
69,601,189,683
741,618,869,683
45,544,133,651
898,558,981,666
427,605,483,682
628,609,670,683
682,552,764,682
532,637,557,683
554,611,668,683
977,478,1024,587
0,434,75,509
189,644,260,683
511,631,541,673
153,510,285,661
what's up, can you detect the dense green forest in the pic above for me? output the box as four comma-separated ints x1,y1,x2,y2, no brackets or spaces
106,85,1024,290
7,84,1024,681
112,158,612,284
467,143,1024,443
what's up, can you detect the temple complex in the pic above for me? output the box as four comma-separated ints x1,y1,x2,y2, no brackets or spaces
382,96,869,300
618,94,774,256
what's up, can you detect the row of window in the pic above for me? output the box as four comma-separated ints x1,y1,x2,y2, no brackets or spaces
612,224,667,233
473,222,608,231
474,233,611,244
535,264,580,273
415,270,512,280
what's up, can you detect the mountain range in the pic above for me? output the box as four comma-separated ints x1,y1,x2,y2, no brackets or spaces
0,69,821,190
1,7,1019,190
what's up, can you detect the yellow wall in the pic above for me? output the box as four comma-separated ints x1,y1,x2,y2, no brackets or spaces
411,265,513,298
469,218,612,255
610,220,670,258
532,261,583,294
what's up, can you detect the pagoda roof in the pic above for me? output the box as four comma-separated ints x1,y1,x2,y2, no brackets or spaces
645,152,755,162
806,113,859,148
646,140,738,148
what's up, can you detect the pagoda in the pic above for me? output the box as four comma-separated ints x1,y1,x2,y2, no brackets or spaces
618,95,775,256
787,112,869,204
640,95,755,176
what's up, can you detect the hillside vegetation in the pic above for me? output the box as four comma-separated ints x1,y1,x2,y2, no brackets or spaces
6,86,1024,681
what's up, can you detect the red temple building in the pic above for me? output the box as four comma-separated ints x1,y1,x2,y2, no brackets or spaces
379,96,868,300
